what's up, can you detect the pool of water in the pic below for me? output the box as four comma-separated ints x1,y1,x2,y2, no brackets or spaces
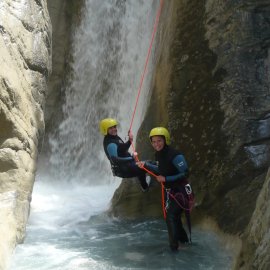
9,181,232,270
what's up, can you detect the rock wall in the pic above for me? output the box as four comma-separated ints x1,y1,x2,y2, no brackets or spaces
37,0,84,175
235,169,270,269
110,0,270,268
0,1,51,269
0,0,84,268
45,0,83,128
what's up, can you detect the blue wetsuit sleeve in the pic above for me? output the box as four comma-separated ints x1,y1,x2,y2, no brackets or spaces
107,143,133,163
144,162,160,174
165,155,189,182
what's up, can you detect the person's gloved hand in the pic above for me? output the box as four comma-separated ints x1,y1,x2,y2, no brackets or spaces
156,175,166,183
128,130,133,143
136,161,145,168
131,152,138,161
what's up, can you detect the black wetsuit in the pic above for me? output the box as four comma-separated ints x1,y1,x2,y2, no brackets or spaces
146,145,190,250
103,134,148,190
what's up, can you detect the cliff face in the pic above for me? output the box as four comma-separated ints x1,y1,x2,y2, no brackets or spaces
45,0,83,127
203,0,270,232
0,0,51,269
110,0,270,268
235,169,270,269
0,0,84,268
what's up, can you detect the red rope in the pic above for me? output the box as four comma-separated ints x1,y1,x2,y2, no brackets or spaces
128,0,164,132
168,191,195,212
131,147,167,218
129,0,163,163
161,183,166,219
127,0,165,218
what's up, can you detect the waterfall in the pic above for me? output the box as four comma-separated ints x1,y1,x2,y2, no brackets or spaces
47,0,159,185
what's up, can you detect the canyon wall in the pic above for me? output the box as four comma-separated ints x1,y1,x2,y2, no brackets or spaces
0,0,51,269
0,0,82,268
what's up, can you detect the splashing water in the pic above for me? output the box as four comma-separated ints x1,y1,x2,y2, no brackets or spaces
10,177,232,270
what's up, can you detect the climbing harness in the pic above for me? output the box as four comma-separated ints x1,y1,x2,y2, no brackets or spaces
185,183,192,195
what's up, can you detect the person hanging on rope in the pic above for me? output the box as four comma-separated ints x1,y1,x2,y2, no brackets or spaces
99,118,150,192
137,127,194,251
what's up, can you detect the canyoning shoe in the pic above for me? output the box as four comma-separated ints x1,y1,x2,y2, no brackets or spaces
140,183,149,192
139,178,149,192
178,228,189,243
146,174,151,187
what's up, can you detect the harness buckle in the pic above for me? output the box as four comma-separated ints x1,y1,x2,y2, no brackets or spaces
185,184,192,195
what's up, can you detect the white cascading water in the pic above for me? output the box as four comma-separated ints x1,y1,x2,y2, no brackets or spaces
10,1,232,269
48,0,158,185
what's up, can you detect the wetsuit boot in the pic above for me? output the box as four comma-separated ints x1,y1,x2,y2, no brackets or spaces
176,215,189,243
137,172,149,192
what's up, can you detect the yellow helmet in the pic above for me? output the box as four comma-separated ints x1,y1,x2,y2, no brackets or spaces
99,118,118,135
149,127,171,145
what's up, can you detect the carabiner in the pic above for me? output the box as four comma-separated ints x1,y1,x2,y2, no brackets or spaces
185,184,192,195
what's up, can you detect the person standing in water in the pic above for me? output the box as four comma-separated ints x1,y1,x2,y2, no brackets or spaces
137,127,193,251
99,118,150,192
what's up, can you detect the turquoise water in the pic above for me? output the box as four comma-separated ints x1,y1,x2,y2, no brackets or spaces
11,216,232,270
10,181,232,270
